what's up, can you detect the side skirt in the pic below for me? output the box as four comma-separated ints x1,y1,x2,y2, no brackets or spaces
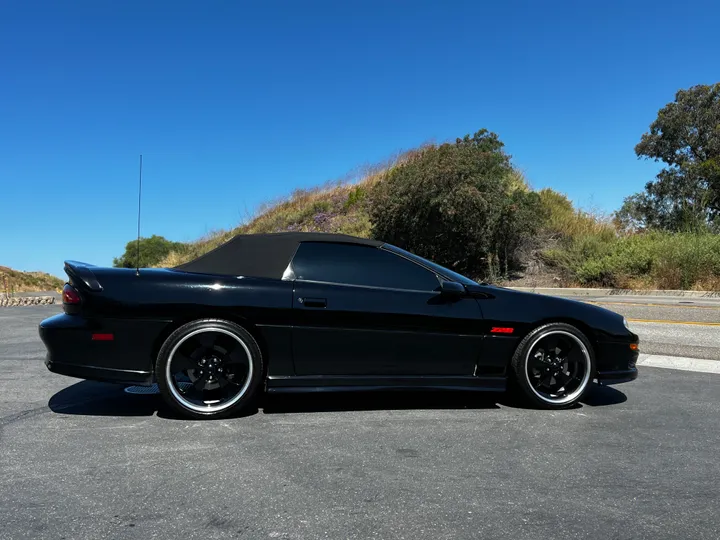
266,375,506,393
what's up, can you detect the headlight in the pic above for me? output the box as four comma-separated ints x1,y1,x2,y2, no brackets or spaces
623,317,630,330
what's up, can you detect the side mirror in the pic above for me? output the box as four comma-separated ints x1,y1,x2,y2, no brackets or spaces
439,280,466,297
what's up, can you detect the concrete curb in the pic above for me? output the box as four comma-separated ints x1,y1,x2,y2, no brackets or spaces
508,287,720,298
637,354,720,374
0,296,56,307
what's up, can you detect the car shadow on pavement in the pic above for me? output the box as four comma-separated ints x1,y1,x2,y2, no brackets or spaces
48,381,499,419
48,381,162,417
48,380,626,419
261,390,502,414
580,383,628,407
263,383,627,414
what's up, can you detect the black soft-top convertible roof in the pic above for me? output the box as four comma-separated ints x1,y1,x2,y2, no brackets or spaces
175,232,384,279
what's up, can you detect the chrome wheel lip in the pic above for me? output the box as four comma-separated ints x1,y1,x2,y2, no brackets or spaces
524,330,591,405
166,327,254,414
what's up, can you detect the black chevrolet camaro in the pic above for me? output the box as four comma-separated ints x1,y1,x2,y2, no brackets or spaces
39,232,639,419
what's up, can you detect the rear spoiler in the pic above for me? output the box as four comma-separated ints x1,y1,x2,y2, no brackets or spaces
64,260,103,292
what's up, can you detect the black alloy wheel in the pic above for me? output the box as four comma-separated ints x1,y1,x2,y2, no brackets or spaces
511,322,594,408
156,319,263,419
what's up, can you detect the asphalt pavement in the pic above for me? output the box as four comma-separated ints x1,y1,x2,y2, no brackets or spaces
1,304,719,540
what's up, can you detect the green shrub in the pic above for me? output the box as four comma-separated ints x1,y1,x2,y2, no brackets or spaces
370,129,545,280
344,186,367,210
113,235,187,269
544,231,720,289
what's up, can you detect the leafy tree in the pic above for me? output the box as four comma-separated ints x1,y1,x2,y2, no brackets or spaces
616,83,720,232
370,129,544,280
113,235,187,268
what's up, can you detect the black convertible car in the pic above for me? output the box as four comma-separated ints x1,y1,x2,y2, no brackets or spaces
40,232,638,419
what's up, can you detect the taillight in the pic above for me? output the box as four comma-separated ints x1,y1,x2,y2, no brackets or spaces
62,284,81,305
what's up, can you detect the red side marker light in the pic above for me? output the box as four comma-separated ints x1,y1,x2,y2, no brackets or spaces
490,327,514,334
92,333,114,341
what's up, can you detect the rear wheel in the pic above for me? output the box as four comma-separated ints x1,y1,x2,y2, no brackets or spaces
511,323,594,409
156,319,263,419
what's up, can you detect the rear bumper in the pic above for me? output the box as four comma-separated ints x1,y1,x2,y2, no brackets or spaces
45,357,152,385
39,313,164,386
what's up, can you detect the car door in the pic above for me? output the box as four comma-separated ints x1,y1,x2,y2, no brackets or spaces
289,242,484,376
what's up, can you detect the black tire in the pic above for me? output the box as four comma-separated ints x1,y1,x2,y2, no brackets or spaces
156,319,263,420
510,322,595,409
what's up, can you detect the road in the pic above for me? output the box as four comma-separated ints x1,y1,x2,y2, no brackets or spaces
565,295,720,360
0,303,718,539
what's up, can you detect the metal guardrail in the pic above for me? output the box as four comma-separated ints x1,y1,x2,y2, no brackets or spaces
509,286,720,298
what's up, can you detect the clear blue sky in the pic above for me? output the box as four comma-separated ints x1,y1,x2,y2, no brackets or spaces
2,0,719,277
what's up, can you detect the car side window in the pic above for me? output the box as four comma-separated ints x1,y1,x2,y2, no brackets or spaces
291,242,440,291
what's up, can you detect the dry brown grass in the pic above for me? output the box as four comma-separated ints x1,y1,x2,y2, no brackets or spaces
538,188,616,240
157,148,428,267
0,266,64,293
691,276,720,291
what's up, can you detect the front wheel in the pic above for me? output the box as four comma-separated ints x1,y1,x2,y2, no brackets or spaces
156,319,263,419
511,322,595,409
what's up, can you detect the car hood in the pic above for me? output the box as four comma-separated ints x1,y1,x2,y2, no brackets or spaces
473,284,632,340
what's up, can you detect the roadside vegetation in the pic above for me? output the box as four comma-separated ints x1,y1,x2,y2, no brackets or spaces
144,83,720,291
0,266,64,294
113,235,187,269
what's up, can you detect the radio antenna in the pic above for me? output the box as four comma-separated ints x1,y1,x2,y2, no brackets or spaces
136,154,143,276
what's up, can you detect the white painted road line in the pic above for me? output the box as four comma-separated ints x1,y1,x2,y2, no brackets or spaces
637,354,720,374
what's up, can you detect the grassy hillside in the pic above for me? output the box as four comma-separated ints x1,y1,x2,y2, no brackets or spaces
0,266,64,293
159,147,531,268
160,180,376,268
158,151,416,268
157,145,720,291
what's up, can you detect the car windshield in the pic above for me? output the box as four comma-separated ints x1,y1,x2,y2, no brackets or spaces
383,244,481,287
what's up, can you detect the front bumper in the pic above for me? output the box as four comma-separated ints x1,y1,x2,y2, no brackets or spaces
595,338,639,385
596,367,638,385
